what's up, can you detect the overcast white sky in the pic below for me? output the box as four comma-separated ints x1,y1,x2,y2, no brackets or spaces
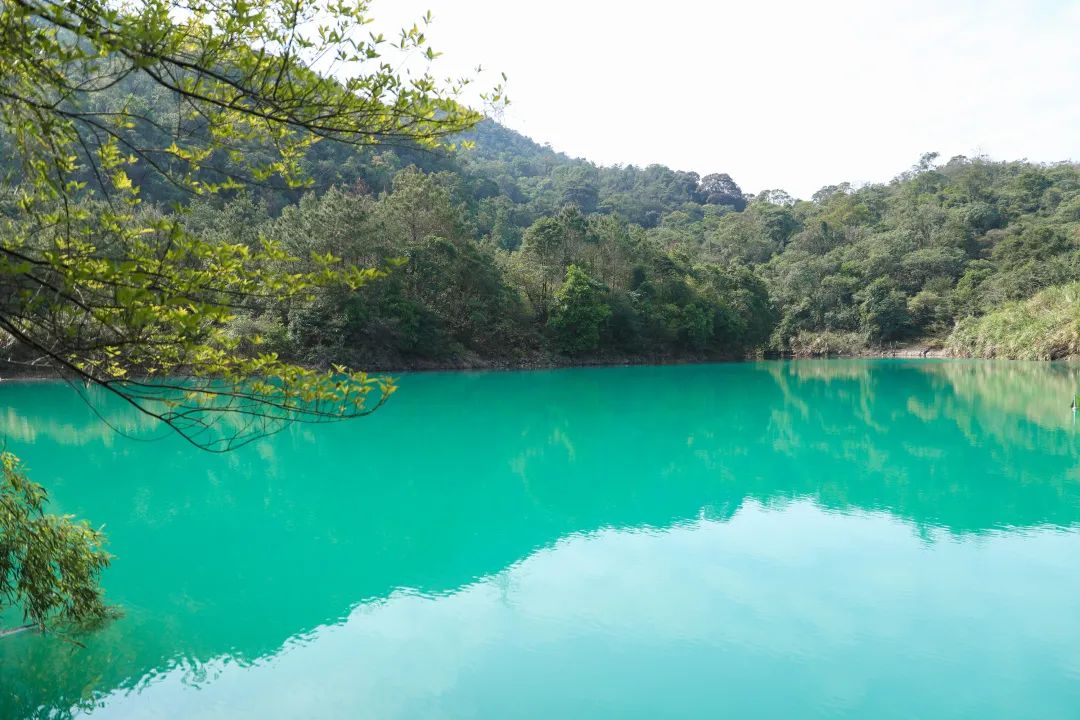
374,0,1080,199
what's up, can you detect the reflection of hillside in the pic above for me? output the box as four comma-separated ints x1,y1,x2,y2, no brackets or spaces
771,359,877,384
2,361,1079,717
916,360,1080,432
0,382,162,446
756,360,1080,531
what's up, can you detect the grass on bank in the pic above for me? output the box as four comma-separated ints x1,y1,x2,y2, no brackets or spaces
948,282,1080,360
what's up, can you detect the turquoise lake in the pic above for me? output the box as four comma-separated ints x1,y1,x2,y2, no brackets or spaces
2,359,1080,718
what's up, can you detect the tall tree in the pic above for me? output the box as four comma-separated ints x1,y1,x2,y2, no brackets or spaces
698,173,747,211
549,264,610,355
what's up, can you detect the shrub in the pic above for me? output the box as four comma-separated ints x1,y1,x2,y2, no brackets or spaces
948,282,1080,360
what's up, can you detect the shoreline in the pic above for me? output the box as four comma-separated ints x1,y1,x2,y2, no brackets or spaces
0,346,971,383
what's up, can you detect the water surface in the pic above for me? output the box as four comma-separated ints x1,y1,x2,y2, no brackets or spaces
2,360,1080,718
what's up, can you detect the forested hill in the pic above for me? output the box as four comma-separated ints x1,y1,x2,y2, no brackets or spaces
266,117,749,237
6,97,1080,368
203,127,1080,367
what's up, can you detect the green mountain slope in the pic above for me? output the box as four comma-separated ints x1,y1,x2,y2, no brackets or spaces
3,71,1078,368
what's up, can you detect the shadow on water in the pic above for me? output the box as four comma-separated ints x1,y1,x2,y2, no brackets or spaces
1,359,1079,717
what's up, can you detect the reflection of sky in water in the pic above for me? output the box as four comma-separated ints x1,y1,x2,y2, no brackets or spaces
1,359,1080,719
85,502,1080,720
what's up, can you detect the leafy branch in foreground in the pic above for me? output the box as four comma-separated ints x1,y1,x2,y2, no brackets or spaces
0,0,494,631
0,188,399,451
0,452,112,634
0,0,500,448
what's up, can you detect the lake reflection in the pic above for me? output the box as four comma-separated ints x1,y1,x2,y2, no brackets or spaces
2,360,1079,719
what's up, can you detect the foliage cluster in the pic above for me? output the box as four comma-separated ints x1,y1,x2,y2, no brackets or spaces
0,453,111,633
178,173,775,367
948,282,1080,360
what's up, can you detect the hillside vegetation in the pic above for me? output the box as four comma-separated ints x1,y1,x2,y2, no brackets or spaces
948,283,1080,360
204,128,1080,367
5,81,1080,368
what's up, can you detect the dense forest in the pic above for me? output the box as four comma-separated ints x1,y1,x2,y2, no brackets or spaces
5,78,1080,369
191,126,1080,366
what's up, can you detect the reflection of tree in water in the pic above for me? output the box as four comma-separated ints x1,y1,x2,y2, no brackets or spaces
2,362,1080,718
915,360,1080,434
0,383,163,447
766,359,883,436
746,360,1080,534
501,361,1080,540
